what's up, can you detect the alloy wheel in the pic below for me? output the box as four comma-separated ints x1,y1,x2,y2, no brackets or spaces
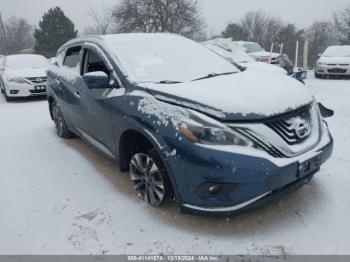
129,153,165,207
52,104,64,137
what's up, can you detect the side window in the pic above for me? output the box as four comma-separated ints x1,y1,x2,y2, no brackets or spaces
63,46,82,69
83,49,110,77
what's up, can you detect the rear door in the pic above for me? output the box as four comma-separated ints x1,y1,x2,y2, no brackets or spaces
54,45,84,128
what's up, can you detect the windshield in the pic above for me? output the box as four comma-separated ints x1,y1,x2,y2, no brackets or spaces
242,43,265,53
6,55,49,70
323,46,350,57
103,34,239,83
208,45,255,63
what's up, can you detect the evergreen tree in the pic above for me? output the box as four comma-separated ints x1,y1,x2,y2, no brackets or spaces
34,7,77,57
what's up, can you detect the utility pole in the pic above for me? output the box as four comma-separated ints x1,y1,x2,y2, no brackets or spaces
0,12,8,54
295,41,299,68
303,40,309,70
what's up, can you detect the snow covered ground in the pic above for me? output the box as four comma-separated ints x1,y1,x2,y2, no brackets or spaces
0,73,349,255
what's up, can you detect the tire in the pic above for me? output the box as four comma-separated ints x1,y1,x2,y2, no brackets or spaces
51,102,75,139
315,71,322,79
4,90,13,102
129,148,172,207
1,84,12,101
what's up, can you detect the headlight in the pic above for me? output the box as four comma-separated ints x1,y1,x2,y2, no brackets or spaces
8,77,26,84
317,62,326,66
178,122,253,146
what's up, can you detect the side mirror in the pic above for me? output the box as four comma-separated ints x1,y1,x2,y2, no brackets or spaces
318,103,334,118
83,71,110,89
317,53,322,57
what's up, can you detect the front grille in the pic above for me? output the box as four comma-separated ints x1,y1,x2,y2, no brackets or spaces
235,128,286,158
328,68,347,74
26,77,47,84
265,105,311,146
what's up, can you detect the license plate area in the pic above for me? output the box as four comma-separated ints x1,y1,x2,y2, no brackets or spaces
298,155,322,178
35,85,46,91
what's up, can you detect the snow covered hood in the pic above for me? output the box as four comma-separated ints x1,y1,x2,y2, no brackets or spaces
250,51,280,58
240,62,286,75
318,56,350,64
140,70,313,121
5,68,47,78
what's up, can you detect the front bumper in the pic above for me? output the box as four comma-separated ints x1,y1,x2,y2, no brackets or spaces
316,64,350,75
165,122,333,216
4,81,47,97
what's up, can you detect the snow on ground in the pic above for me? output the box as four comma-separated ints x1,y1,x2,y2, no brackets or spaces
0,73,349,255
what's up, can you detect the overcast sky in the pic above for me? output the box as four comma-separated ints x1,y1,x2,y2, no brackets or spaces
1,0,349,35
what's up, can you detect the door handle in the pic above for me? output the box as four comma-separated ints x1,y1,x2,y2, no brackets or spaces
74,91,81,99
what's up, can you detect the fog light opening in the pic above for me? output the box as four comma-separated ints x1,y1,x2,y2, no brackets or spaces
10,90,19,94
208,185,221,194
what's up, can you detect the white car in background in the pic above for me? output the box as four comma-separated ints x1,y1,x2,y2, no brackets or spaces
0,54,49,101
234,41,281,64
202,39,286,75
315,45,350,78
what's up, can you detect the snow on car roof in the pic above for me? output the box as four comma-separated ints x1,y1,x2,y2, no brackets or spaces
5,54,49,70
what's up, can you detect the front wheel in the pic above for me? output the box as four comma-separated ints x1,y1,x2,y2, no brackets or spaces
51,102,75,139
129,150,170,207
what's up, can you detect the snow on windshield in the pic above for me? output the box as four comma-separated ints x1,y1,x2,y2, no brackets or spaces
243,43,265,53
6,55,49,70
102,34,239,83
206,44,255,63
323,46,350,57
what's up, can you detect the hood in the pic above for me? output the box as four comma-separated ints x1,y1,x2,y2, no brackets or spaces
4,68,47,79
250,51,281,59
240,62,287,75
140,70,313,121
318,56,350,64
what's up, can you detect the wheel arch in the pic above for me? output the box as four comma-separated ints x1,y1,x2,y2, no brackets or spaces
118,127,182,203
48,96,56,120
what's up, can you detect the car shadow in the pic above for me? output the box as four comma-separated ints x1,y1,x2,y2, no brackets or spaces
63,132,325,238
4,96,47,103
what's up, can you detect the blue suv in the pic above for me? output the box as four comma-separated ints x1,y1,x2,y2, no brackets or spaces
47,33,333,215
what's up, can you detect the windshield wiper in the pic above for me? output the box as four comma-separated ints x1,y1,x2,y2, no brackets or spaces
192,72,237,81
138,80,183,84
158,80,183,84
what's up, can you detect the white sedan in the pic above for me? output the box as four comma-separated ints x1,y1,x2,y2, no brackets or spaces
0,54,49,101
315,45,350,78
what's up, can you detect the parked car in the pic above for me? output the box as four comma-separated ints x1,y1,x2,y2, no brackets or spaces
202,41,287,75
0,55,5,88
315,45,350,78
47,33,333,215
233,41,281,64
0,54,49,101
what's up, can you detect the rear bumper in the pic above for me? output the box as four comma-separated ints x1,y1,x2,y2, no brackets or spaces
316,65,350,75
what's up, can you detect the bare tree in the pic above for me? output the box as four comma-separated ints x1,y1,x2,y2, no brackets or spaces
84,7,114,35
305,21,338,66
222,11,283,51
275,24,305,66
111,0,206,40
0,16,34,55
334,6,350,44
